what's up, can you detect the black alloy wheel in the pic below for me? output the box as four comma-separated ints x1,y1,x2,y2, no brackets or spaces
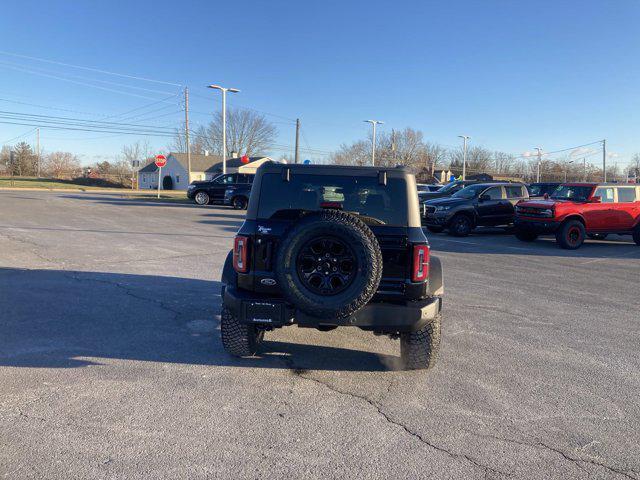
233,196,248,210
449,214,472,237
296,237,357,296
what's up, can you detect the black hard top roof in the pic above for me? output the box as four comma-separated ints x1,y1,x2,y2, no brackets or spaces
256,162,411,177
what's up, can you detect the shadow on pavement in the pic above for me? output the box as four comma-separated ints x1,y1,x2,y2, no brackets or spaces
0,268,392,372
425,227,639,259
58,194,214,209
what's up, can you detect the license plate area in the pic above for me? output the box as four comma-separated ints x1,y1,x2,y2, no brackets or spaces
242,301,284,326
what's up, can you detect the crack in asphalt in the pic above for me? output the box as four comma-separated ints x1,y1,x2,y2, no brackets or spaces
282,358,511,478
63,271,182,322
473,432,639,479
0,230,58,265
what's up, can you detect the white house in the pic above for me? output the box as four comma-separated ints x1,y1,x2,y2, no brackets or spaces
137,153,274,190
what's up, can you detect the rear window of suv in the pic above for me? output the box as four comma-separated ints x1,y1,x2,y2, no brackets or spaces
257,173,408,225
617,188,637,203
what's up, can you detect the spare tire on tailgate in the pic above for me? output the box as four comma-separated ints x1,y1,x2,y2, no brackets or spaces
275,210,383,320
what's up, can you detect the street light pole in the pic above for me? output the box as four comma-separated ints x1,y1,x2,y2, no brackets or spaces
458,135,470,180
602,139,607,182
565,160,574,182
534,147,543,183
208,84,240,175
364,120,383,166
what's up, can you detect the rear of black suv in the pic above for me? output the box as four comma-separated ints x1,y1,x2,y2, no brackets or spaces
220,163,443,370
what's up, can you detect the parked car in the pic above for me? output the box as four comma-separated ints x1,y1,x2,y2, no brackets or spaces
418,180,480,202
220,163,444,370
187,173,255,206
423,182,529,236
223,183,252,210
417,183,443,193
527,182,561,198
515,183,640,249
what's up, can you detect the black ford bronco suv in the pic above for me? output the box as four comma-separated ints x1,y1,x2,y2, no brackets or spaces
220,163,444,370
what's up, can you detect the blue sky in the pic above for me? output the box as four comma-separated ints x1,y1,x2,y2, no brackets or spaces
0,0,638,167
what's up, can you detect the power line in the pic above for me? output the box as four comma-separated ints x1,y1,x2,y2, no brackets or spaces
0,50,182,87
0,110,177,132
100,94,180,120
0,60,177,96
0,120,175,138
0,63,177,102
1,127,36,144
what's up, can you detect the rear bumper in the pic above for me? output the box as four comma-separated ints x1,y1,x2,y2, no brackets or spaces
514,217,560,234
222,286,442,333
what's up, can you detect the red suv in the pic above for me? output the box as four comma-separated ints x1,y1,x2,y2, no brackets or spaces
514,183,640,249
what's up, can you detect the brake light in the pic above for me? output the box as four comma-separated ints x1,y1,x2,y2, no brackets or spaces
412,244,430,282
233,236,249,273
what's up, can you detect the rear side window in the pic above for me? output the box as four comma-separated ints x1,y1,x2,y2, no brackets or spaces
617,188,636,203
483,187,503,200
257,173,408,226
505,186,524,199
594,187,615,203
215,174,236,184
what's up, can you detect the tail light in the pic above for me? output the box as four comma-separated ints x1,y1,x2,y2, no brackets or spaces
412,244,430,282
233,235,249,273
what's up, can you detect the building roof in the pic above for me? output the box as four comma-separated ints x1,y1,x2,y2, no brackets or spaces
205,156,270,173
137,152,222,173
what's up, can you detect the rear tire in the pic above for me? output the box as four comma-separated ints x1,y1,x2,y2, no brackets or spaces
232,196,248,210
194,191,210,206
448,214,473,237
275,210,383,320
515,228,538,242
556,219,585,249
220,305,264,357
426,226,444,234
400,315,441,370
633,225,640,246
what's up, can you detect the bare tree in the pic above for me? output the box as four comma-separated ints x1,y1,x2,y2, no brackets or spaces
43,152,81,179
183,108,277,157
120,140,153,168
0,145,10,173
449,146,492,177
169,123,205,154
330,140,372,167
629,153,640,180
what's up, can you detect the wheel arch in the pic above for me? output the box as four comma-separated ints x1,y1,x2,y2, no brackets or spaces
221,250,237,289
448,209,477,227
231,193,249,204
560,214,586,226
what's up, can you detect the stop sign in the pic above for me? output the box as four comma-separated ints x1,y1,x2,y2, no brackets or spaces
155,154,167,168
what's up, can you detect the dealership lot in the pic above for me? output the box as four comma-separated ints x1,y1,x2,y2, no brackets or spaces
1,190,639,479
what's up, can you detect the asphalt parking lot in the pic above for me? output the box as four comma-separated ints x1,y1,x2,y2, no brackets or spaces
1,190,639,479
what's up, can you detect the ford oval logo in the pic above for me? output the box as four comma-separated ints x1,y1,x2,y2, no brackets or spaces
260,278,277,286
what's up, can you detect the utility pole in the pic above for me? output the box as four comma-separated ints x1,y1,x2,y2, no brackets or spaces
208,84,240,175
364,120,383,166
36,128,40,177
534,147,543,183
184,87,191,183
458,135,470,180
391,129,397,164
294,118,300,163
602,139,607,182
